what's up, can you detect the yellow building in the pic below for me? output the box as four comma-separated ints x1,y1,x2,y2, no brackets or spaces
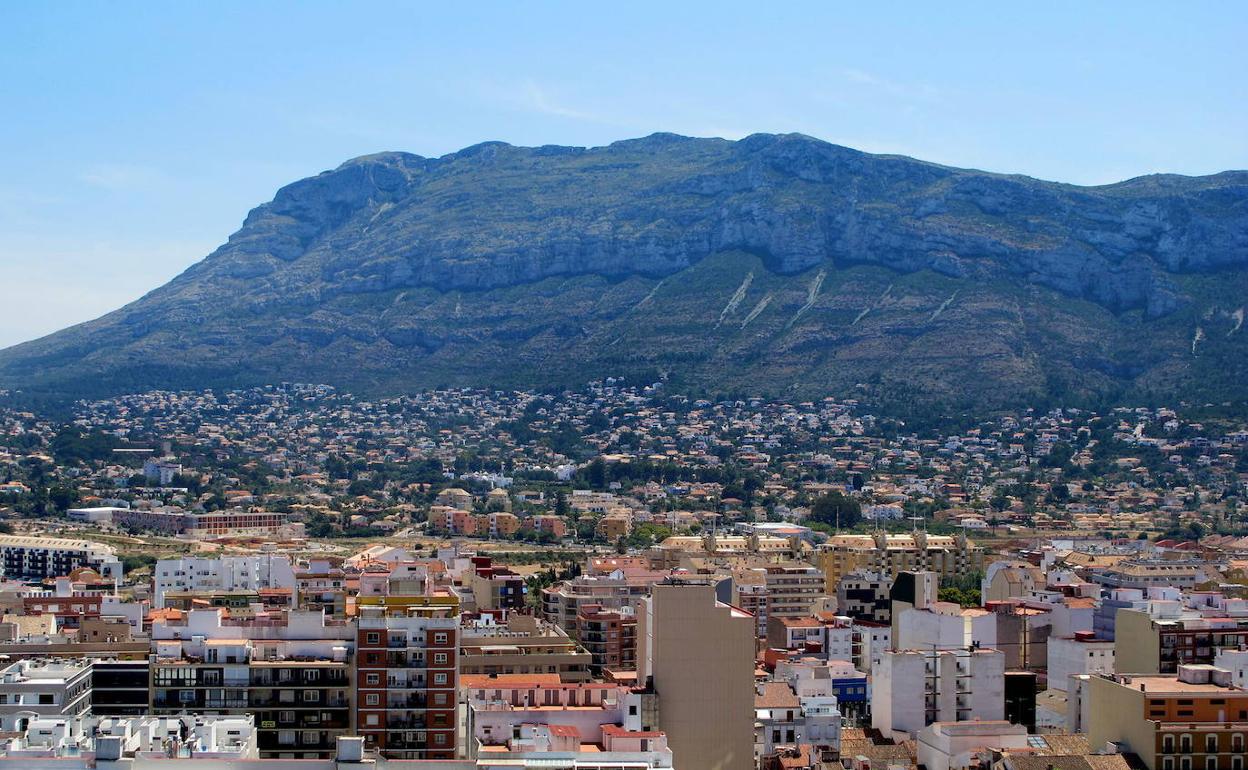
814,531,985,593
596,512,633,542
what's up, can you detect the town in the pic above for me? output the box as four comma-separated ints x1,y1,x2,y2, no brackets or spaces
0,381,1245,770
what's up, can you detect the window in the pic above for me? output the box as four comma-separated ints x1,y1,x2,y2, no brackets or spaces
1164,758,1174,770
434,693,448,706
366,632,380,645
302,690,320,703
1206,736,1218,753
365,694,379,705
39,694,54,705
365,673,380,685
365,714,378,726
434,734,447,746
434,632,448,644
279,711,295,724
1165,736,1176,754
1206,759,1216,770
278,731,296,746
434,653,448,665
433,673,447,685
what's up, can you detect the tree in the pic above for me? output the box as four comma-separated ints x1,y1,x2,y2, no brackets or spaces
48,484,80,512
809,491,861,530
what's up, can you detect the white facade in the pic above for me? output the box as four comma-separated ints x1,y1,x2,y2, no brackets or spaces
895,605,998,651
756,693,841,756
916,721,1030,770
0,660,93,732
1046,636,1114,692
142,460,182,486
153,555,296,608
852,622,891,672
871,649,1005,738
0,536,122,583
1213,648,1248,689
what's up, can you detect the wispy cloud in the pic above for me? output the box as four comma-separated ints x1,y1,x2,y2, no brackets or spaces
838,68,942,102
517,78,607,123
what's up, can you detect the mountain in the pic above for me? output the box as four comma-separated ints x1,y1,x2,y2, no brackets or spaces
2,133,1247,410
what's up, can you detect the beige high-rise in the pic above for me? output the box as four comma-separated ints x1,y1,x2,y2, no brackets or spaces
638,582,755,770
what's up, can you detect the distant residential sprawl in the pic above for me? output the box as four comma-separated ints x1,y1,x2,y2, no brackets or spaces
0,381,1243,769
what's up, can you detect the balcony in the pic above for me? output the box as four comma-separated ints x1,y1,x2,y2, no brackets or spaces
387,716,428,730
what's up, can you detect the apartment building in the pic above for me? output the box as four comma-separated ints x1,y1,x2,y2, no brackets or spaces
294,559,350,619
149,608,354,758
754,681,841,758
814,531,984,593
462,676,658,756
0,536,122,583
467,558,525,611
637,581,756,770
105,509,296,539
90,659,150,716
575,604,637,675
836,571,892,623
355,606,458,760
871,648,1006,738
460,614,591,682
737,563,826,637
1084,665,1248,770
153,555,297,609
765,614,854,661
0,658,93,731
1116,608,1248,675
1047,632,1115,692
541,571,667,630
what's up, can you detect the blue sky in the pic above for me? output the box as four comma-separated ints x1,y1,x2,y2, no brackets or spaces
2,2,1245,348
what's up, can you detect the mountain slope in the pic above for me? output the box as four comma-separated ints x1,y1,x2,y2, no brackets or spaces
2,133,1247,407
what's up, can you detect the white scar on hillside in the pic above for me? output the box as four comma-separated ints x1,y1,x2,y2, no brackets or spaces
1192,326,1205,356
716,272,754,328
633,279,665,311
741,293,774,329
1229,307,1244,337
852,283,893,326
785,270,826,330
930,290,958,322
363,201,394,232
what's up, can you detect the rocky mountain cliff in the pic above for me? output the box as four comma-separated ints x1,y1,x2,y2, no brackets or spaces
2,133,1246,409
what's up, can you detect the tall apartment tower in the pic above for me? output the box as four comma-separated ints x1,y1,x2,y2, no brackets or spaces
149,609,354,758
871,647,1006,738
637,581,755,770
355,606,459,759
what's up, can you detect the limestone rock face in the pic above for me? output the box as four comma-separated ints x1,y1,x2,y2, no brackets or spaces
2,133,1246,406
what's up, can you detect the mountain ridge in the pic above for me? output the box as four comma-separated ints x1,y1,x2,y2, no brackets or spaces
3,132,1247,407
